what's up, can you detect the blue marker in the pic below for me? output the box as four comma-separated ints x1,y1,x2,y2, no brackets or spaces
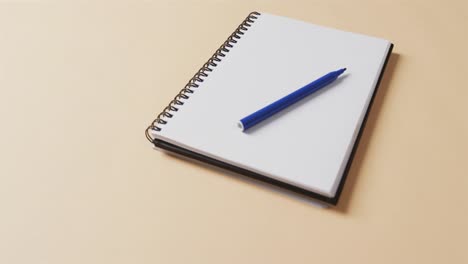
238,68,346,131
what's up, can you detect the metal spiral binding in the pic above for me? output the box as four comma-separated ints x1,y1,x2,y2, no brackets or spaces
145,11,261,142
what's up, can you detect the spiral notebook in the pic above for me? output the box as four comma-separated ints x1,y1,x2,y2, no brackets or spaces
146,12,393,205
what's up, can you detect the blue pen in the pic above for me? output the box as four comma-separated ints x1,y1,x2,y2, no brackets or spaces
238,68,346,131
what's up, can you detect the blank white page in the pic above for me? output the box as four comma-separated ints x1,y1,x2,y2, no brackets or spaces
153,13,391,198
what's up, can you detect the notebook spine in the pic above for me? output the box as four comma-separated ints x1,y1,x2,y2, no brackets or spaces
145,11,261,142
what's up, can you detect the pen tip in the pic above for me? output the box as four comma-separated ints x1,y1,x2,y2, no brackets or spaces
335,68,346,75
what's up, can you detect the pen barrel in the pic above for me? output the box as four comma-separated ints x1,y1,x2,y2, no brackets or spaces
240,71,340,131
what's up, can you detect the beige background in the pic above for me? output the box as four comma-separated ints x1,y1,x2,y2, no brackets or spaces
0,1,467,263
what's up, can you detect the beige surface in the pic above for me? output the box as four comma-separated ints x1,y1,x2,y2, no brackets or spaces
0,1,467,264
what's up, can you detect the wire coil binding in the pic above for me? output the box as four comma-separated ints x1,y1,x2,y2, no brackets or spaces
145,11,261,142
